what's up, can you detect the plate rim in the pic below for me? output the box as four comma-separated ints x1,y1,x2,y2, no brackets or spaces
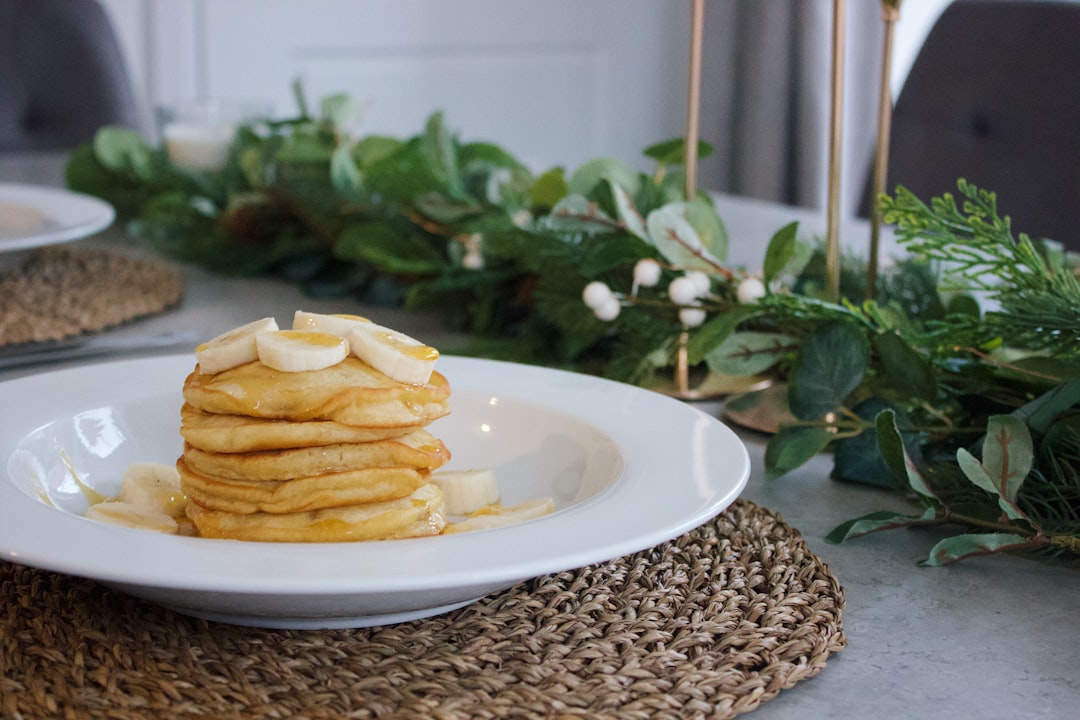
0,182,115,251
0,354,750,599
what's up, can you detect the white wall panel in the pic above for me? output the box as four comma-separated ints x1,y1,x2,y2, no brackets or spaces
192,0,690,172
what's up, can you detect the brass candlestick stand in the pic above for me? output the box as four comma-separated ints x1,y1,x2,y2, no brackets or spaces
684,0,704,201
825,0,846,304
867,0,903,297
723,0,851,432
654,0,770,401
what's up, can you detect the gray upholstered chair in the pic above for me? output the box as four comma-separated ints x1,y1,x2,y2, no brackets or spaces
0,0,141,152
861,0,1080,249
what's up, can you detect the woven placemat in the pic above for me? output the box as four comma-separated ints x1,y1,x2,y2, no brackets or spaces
0,246,185,348
0,499,845,719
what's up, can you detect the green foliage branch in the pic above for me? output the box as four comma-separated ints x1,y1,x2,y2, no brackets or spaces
66,91,1080,566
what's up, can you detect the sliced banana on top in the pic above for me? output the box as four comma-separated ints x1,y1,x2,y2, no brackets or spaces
347,322,440,385
256,330,349,372
292,310,372,336
196,312,439,380
293,310,438,383
195,316,279,374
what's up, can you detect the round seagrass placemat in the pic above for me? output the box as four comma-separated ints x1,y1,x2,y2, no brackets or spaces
0,499,846,719
0,246,184,348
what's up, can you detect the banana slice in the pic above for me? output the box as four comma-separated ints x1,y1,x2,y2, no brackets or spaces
292,310,372,336
195,317,279,374
84,501,179,534
347,323,439,385
256,330,349,372
443,497,556,534
118,462,186,518
433,469,501,515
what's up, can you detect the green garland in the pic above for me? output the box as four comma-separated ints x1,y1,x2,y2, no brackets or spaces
66,92,1080,566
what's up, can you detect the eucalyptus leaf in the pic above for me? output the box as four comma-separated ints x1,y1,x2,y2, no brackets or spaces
275,130,333,163
363,137,441,202
981,414,1033,501
686,305,761,365
530,168,568,210
645,203,723,272
833,400,909,489
1014,379,1080,434
788,321,868,420
567,157,641,198
459,141,527,170
330,144,364,201
542,195,617,234
334,223,443,274
93,126,153,178
763,221,799,284
764,425,833,480
876,409,937,499
642,138,715,165
414,192,481,223
684,197,728,262
874,331,938,401
611,182,647,239
704,331,796,377
956,448,1001,498
353,135,403,169
656,168,688,205
921,532,1032,566
320,93,362,132
825,507,937,544
421,111,465,197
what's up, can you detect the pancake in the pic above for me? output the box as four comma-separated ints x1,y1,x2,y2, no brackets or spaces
183,357,451,426
185,482,446,542
179,404,414,453
182,429,450,481
177,458,428,514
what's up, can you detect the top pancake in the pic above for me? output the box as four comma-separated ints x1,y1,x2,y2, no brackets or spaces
183,356,451,427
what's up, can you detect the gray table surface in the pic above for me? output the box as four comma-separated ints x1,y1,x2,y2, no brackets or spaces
3,154,1077,719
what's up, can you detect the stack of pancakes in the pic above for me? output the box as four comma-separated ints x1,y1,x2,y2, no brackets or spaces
177,356,452,542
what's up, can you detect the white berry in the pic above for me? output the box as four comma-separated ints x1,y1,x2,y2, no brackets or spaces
668,276,700,305
582,281,615,309
685,270,711,296
462,249,485,269
737,277,767,304
679,307,707,327
633,258,662,287
593,297,621,321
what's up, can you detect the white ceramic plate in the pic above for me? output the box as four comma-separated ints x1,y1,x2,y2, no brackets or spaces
0,355,749,629
0,182,115,251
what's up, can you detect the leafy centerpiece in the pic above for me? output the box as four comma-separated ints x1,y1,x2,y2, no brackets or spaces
66,92,1080,566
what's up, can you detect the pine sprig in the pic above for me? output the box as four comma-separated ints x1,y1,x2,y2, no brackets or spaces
881,179,1080,358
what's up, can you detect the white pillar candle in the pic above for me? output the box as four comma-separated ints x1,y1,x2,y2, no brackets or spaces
163,121,235,172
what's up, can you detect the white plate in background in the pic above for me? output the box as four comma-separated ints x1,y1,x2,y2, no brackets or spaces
0,182,114,252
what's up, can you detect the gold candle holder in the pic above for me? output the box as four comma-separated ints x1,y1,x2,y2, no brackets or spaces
825,0,847,304
867,0,903,297
684,0,705,200
654,1,767,401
